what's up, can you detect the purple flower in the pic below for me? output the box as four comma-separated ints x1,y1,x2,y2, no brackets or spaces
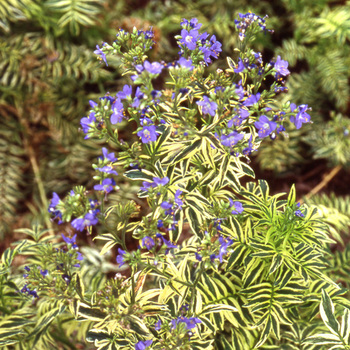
180,29,199,50
132,87,145,108
94,44,108,66
89,100,98,108
161,201,173,211
21,284,39,298
208,35,222,60
243,93,261,107
295,210,304,218
220,131,244,148
195,252,202,261
155,320,161,331
185,317,202,329
228,108,250,128
181,18,202,30
97,166,118,176
135,340,153,350
110,99,124,124
71,212,99,232
156,233,177,253
254,115,277,138
94,178,116,193
274,56,290,77
153,176,169,186
142,236,155,250
178,316,202,329
49,192,60,212
197,96,218,116
174,190,184,209
62,233,78,249
117,85,132,100
40,269,48,277
80,112,96,139
116,248,127,267
101,147,118,162
177,57,194,70
229,200,244,214
217,236,233,263
137,125,157,143
290,104,311,129
144,60,163,75
243,136,254,156
234,58,245,73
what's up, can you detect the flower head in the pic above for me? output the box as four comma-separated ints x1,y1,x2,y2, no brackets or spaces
229,200,244,214
94,44,108,66
110,99,124,124
94,178,116,193
137,125,157,143
196,96,218,116
116,248,127,267
144,60,163,75
254,115,277,138
62,233,78,249
290,104,311,129
274,56,290,77
80,112,96,139
71,211,99,232
135,340,153,350
142,236,155,250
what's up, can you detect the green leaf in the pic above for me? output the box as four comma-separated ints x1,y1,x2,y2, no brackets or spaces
320,289,340,335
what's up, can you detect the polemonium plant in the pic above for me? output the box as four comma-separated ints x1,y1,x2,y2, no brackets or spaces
2,13,348,350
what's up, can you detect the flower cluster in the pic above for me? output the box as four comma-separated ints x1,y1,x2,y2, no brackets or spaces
177,18,222,64
234,12,273,41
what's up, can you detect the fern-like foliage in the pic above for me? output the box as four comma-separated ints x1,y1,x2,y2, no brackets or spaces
304,112,350,168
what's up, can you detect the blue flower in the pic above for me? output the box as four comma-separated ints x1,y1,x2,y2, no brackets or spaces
181,18,202,30
234,58,245,73
195,252,202,261
116,248,127,267
62,233,78,249
196,96,217,116
97,165,118,176
48,192,62,223
137,125,157,143
94,44,108,66
243,136,255,156
295,210,304,218
290,104,311,129
155,320,161,331
80,112,96,139
132,87,144,108
117,85,132,100
228,108,250,128
229,200,244,214
101,147,118,162
180,29,199,50
156,233,177,254
110,99,124,124
94,178,116,193
254,115,277,138
177,57,194,70
142,236,155,250
135,340,152,350
217,236,233,263
220,131,244,148
144,60,163,75
71,211,99,232
174,189,184,209
274,56,290,77
243,93,261,107
179,317,202,329
40,269,48,277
